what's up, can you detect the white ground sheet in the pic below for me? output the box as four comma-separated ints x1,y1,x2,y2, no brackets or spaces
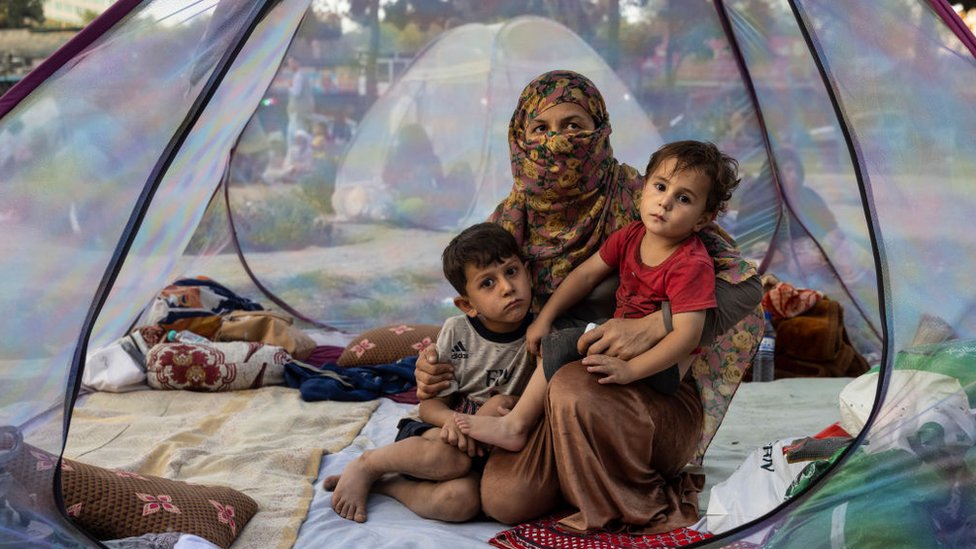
291,376,852,548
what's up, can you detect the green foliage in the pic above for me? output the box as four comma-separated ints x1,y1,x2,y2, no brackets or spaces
0,0,44,28
384,0,455,31
297,169,336,217
80,9,99,25
232,189,331,252
277,268,455,328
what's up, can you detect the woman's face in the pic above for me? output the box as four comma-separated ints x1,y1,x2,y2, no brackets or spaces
523,102,595,143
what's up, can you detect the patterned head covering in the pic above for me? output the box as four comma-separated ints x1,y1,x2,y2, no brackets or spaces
490,70,643,307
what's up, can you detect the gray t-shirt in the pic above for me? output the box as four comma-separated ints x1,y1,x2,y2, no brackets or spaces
435,314,535,405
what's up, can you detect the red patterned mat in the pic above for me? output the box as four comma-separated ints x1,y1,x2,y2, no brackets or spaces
489,515,713,549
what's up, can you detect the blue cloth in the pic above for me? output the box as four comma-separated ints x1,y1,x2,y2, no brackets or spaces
284,356,417,402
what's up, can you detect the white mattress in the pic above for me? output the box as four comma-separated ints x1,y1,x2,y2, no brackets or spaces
291,376,852,548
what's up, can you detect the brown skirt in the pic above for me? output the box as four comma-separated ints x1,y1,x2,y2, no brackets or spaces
480,361,704,533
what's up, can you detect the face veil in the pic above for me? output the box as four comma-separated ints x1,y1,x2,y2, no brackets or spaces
491,70,644,306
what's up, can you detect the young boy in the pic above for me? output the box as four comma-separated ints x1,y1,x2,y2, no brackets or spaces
324,222,536,523
456,140,740,452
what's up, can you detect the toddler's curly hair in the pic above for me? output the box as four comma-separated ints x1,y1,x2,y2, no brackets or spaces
645,140,740,215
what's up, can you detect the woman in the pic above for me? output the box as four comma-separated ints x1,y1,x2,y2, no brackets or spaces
416,70,762,532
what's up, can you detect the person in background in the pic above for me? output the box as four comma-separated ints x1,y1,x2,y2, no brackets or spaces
285,55,315,162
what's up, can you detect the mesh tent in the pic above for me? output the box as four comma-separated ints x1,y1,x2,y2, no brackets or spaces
1,0,975,546
330,15,661,230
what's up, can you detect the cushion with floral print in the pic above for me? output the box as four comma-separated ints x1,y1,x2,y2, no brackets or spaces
5,443,256,549
337,324,440,367
146,341,290,391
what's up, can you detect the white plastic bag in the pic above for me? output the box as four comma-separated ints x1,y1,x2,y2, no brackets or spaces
83,336,147,392
706,438,809,533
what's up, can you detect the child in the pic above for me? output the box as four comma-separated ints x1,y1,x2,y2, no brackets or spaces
455,140,740,452
324,222,536,523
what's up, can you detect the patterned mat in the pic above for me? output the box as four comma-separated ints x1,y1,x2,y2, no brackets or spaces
489,514,713,549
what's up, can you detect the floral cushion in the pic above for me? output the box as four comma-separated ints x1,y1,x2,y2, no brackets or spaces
690,305,765,465
146,341,290,391
6,443,256,549
337,324,440,367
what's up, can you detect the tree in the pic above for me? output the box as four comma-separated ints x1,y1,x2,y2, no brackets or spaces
80,9,99,25
385,0,456,30
349,0,381,100
660,0,720,85
0,0,44,29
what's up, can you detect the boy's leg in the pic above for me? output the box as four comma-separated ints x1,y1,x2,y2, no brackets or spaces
325,426,472,522
365,393,521,521
372,471,482,522
455,363,547,452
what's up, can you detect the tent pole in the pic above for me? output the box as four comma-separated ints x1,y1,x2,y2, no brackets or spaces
711,0,784,276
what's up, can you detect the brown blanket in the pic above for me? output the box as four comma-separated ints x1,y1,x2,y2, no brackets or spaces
773,298,869,378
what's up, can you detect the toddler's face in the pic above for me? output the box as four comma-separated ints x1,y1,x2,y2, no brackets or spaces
640,156,714,241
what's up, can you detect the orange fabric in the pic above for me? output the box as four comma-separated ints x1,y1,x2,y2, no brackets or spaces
761,281,822,321
481,364,703,533
773,299,870,378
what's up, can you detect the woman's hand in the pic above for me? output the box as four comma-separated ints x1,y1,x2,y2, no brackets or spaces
415,345,455,400
576,314,666,360
581,354,636,385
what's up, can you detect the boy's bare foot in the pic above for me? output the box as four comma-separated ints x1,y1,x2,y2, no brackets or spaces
323,452,381,523
454,412,528,452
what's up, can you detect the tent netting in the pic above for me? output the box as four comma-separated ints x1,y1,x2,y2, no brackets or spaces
1,0,974,546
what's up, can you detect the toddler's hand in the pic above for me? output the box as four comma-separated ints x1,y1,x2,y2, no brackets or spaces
581,354,636,385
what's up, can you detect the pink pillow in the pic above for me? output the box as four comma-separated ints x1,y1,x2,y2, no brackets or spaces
337,324,440,367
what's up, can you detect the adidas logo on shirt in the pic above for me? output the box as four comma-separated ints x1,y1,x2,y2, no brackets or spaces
451,341,469,360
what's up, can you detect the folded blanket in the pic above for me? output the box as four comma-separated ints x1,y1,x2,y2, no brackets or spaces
773,299,869,378
26,387,379,549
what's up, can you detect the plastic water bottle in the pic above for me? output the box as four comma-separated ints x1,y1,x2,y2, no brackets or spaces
167,330,210,344
752,311,776,382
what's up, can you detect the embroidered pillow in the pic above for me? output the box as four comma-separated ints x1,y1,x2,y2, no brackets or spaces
337,324,440,367
8,444,256,549
146,341,290,391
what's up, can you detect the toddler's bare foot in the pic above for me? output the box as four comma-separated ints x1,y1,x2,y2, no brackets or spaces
454,412,528,452
327,453,381,523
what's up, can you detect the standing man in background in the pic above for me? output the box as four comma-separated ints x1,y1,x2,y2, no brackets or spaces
286,55,315,162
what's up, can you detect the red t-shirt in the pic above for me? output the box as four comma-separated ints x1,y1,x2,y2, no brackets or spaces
599,221,716,319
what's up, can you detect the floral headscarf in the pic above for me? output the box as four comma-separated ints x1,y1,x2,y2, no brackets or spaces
490,70,643,307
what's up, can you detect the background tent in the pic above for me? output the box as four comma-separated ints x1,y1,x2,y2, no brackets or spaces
330,15,661,230
1,0,975,546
